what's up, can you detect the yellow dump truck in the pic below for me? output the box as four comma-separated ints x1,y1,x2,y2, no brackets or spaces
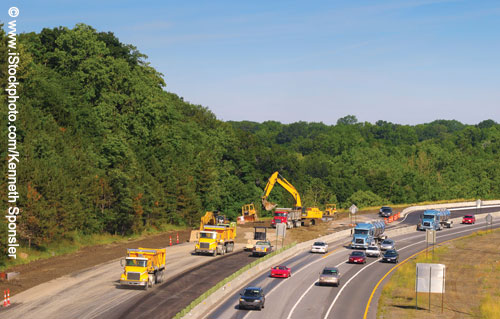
194,223,236,256
119,247,166,290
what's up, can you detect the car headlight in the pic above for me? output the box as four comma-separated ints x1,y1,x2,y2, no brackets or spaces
239,298,244,302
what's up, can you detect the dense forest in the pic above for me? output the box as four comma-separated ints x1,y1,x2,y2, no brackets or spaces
0,24,499,260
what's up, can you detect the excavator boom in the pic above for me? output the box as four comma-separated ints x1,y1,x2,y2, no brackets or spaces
261,171,302,211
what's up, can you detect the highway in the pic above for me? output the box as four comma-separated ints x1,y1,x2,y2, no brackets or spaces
0,205,497,319
206,211,499,319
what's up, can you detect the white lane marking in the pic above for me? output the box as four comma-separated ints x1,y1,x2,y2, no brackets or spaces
322,220,496,319
286,260,345,319
242,245,349,319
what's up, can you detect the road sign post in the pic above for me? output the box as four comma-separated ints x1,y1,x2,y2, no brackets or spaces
425,229,436,259
485,214,493,232
350,204,358,225
416,263,445,312
276,223,286,249
476,199,482,215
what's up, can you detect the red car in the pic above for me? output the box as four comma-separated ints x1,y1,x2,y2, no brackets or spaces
270,265,291,278
462,215,476,224
349,251,366,264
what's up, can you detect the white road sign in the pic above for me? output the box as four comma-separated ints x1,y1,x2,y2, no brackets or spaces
416,263,445,293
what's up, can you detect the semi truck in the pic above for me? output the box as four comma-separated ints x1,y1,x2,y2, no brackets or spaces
194,223,236,256
119,247,166,290
417,209,453,231
351,221,386,249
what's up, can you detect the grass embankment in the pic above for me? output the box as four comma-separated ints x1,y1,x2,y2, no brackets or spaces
378,228,500,319
0,224,185,272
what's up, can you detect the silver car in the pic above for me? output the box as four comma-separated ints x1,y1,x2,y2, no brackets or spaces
366,245,381,257
380,239,395,251
318,267,340,286
311,241,328,254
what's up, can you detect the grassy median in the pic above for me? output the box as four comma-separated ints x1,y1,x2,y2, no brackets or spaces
377,228,500,319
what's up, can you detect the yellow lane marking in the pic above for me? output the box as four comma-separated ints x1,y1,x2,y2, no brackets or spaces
362,232,485,319
322,244,349,258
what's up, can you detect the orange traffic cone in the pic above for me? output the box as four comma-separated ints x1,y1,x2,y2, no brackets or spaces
169,236,172,246
176,233,179,244
3,290,6,307
6,289,9,306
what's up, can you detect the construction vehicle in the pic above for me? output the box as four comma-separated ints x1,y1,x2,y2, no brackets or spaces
351,221,386,249
241,203,258,222
271,208,302,228
262,171,302,211
119,248,166,290
190,211,228,242
262,171,323,228
417,209,452,231
194,222,236,256
302,207,323,222
324,204,337,217
245,226,268,251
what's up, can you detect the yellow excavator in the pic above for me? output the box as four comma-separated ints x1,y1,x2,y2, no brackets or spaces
261,171,302,211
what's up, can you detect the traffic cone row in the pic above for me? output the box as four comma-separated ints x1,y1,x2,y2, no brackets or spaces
3,289,9,307
384,212,401,224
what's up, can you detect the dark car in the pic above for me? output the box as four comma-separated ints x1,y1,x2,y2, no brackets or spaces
379,206,393,217
348,251,366,264
382,249,399,263
239,286,265,310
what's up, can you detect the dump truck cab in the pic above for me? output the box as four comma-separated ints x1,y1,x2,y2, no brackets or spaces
194,224,236,256
120,248,166,290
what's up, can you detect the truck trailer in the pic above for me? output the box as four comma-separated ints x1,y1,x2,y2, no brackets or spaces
417,209,453,231
119,247,166,290
351,221,386,249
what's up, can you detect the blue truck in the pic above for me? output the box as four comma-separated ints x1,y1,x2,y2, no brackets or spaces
417,209,453,231
351,221,386,249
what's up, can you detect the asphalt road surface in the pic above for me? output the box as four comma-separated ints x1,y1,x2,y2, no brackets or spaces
207,211,499,319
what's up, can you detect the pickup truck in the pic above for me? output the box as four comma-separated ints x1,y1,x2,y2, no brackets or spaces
252,241,273,257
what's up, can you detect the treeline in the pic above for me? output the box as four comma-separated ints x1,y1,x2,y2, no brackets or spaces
0,24,499,260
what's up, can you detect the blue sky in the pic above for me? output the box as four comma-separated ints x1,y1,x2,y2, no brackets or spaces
4,0,500,125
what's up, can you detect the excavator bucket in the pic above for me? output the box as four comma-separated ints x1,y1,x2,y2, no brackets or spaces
262,198,277,211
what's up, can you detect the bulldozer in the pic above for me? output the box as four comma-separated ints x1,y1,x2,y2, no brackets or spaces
241,203,258,223
324,204,337,218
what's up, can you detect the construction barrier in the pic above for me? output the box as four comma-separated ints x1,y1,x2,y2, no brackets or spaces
388,215,393,223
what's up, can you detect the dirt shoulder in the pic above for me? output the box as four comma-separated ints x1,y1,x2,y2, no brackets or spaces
0,207,383,297
0,229,192,296
377,228,500,319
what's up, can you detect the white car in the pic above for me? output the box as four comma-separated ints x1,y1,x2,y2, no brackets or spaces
366,245,381,257
311,241,328,254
